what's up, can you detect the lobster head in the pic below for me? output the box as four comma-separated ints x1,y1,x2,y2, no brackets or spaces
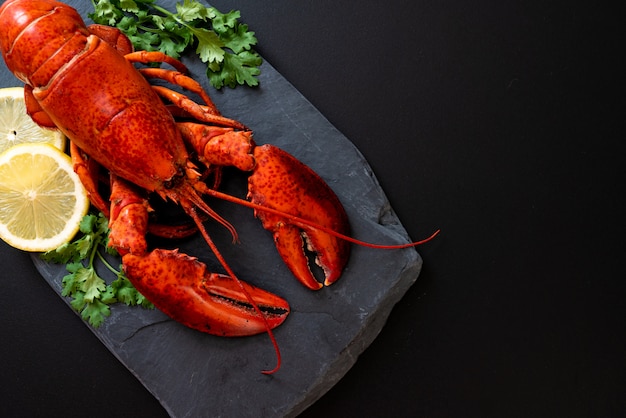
0,0,89,86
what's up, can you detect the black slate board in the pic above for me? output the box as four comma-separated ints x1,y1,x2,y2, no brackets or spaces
2,1,422,416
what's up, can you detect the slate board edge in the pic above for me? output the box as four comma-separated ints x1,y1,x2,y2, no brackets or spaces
286,258,423,418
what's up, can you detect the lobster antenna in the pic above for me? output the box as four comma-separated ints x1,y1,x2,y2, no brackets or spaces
202,187,441,248
183,193,282,374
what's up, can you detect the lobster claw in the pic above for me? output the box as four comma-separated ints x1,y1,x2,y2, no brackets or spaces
122,249,290,337
248,145,351,290
106,173,289,337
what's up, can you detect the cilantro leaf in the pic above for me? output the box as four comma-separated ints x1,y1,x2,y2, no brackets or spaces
91,0,124,26
156,33,188,58
61,264,82,296
110,275,149,306
119,0,141,13
207,8,238,33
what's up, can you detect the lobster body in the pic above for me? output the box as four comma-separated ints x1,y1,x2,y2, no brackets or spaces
1,0,356,369
37,37,186,192
1,0,184,191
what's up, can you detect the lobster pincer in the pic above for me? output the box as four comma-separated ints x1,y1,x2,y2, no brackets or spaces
107,173,290,337
248,145,351,290
122,250,291,337
176,121,351,290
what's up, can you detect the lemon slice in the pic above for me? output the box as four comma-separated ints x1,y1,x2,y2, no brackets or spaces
0,143,89,252
0,87,65,154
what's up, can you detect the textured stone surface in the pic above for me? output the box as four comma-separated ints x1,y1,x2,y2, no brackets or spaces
2,1,423,416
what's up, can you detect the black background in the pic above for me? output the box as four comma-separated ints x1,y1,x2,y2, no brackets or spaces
0,1,623,417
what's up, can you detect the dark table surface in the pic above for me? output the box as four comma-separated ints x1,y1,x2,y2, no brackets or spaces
1,1,622,417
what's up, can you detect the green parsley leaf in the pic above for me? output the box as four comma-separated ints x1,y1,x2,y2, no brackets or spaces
80,298,111,328
175,0,209,21
89,0,262,88
209,51,261,89
221,22,258,55
76,266,106,302
42,211,153,328
190,26,225,64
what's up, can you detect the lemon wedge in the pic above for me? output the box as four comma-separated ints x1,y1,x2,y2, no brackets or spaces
0,143,89,252
0,87,65,154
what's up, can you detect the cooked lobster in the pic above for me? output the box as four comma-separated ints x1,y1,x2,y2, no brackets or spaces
0,0,436,373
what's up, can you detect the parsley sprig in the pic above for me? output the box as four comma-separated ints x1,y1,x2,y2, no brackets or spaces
41,212,153,328
89,0,262,88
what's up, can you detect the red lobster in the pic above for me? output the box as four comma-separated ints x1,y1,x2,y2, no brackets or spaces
0,0,436,372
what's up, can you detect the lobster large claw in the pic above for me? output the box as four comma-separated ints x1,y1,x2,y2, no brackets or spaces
107,173,290,337
179,123,351,291
122,249,290,337
248,145,351,290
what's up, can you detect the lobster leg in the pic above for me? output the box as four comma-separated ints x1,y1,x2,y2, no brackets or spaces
70,142,110,217
152,86,246,130
139,67,219,114
124,50,188,73
107,173,150,255
107,174,290,336
23,85,56,128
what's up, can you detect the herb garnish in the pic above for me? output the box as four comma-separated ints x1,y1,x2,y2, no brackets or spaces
41,212,153,328
89,0,262,89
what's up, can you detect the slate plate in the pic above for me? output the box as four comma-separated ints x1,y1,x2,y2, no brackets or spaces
1,1,422,416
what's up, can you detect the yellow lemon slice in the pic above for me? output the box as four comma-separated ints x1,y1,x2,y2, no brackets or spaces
0,87,65,154
0,143,89,252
